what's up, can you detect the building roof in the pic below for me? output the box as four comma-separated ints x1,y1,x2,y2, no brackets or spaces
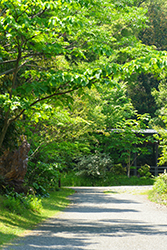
110,129,162,134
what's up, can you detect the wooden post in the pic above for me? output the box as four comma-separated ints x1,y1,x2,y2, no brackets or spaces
155,142,158,176
134,151,137,176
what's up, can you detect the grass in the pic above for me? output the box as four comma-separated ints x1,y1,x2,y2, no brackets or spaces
62,171,154,186
0,173,160,248
0,188,75,248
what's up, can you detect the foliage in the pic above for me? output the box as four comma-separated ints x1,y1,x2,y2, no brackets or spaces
138,164,152,178
3,191,42,214
139,0,167,51
62,171,154,187
106,117,154,177
99,83,135,129
24,95,96,167
111,164,127,176
127,73,159,118
75,152,113,178
150,73,167,165
0,0,167,193
150,128,167,166
148,172,167,206
0,0,166,151
25,161,61,195
23,89,108,192
83,84,156,172
152,173,167,195
127,0,167,119
0,188,75,247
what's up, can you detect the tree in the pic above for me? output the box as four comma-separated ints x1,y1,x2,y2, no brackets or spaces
139,0,167,51
127,73,159,117
151,76,167,166
108,117,154,177
126,0,167,118
1,0,167,153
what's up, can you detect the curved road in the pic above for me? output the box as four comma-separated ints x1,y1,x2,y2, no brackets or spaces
2,186,167,250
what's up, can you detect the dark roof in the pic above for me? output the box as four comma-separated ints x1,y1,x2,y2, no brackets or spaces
110,129,160,134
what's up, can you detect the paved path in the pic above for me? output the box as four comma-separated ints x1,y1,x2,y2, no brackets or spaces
2,186,167,250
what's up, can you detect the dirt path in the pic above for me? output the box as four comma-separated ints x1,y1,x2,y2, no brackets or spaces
2,186,167,250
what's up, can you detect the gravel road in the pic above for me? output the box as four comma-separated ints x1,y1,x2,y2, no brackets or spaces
2,186,167,250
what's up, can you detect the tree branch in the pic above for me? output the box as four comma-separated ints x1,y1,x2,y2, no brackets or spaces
0,59,17,65
0,68,15,76
29,141,45,160
0,58,33,77
30,8,47,19
137,1,146,7
0,8,7,16
10,87,79,123
25,64,49,70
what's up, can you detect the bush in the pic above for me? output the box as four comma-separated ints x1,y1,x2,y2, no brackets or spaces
3,191,42,214
152,173,167,195
111,163,126,175
138,164,152,179
25,161,61,194
62,171,154,186
75,152,113,179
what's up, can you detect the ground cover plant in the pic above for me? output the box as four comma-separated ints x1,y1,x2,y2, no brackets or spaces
148,173,167,206
61,171,154,187
0,188,74,248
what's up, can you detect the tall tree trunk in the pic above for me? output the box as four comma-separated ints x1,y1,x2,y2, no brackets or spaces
127,151,131,178
0,115,10,150
0,48,21,151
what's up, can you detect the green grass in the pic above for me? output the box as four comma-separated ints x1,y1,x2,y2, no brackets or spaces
62,171,155,187
0,188,75,248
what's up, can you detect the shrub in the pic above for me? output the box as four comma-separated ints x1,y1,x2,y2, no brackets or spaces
62,171,154,186
26,161,61,194
3,191,42,214
152,173,167,195
111,163,126,175
138,164,152,179
75,152,113,179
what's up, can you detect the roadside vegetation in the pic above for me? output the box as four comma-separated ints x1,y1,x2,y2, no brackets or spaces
62,172,154,187
0,188,74,248
148,173,167,206
0,0,167,247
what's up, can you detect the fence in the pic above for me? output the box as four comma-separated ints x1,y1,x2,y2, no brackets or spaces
130,166,167,176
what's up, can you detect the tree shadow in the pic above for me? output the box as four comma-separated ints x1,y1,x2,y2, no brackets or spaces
0,232,16,248
0,211,45,230
67,187,141,213
2,187,167,249
2,217,167,250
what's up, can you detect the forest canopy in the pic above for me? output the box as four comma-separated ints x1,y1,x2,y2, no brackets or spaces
0,0,167,191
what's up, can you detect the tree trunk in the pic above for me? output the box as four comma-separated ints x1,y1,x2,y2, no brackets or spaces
127,152,131,178
0,137,30,193
0,116,10,150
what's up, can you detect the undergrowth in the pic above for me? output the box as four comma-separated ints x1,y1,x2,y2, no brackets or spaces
148,173,167,206
3,191,42,214
0,188,74,248
62,171,154,186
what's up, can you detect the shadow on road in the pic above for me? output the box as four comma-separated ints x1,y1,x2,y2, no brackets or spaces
2,187,167,250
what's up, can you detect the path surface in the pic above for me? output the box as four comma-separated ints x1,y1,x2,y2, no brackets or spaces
2,186,167,250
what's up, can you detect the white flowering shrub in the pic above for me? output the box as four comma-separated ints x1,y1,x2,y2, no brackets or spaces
75,152,113,178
